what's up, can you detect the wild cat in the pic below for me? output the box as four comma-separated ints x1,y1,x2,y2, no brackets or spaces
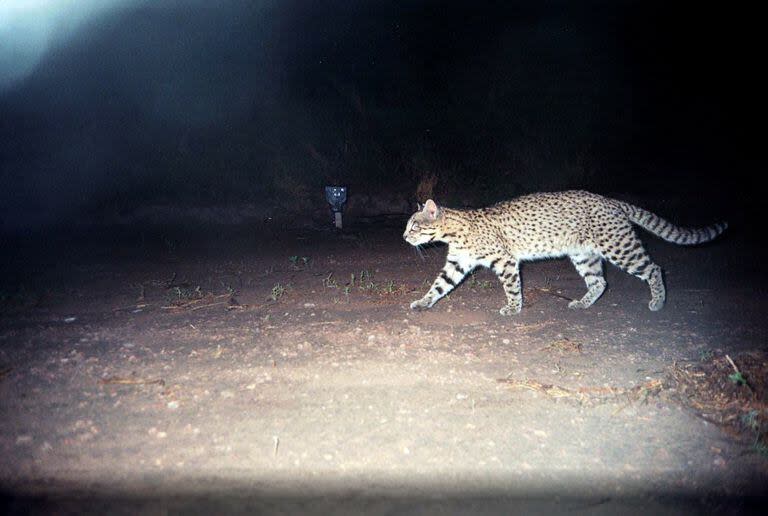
403,190,727,315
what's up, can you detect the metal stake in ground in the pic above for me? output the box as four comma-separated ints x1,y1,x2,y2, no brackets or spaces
325,186,347,229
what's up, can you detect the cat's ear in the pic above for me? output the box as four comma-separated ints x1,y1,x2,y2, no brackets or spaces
424,199,441,220
416,202,423,212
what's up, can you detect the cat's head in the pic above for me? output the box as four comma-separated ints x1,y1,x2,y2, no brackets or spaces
403,199,444,245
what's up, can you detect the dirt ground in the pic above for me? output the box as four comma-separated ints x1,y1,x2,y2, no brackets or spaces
1,216,766,514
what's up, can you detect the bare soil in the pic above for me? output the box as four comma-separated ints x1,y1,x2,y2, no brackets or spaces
1,218,766,514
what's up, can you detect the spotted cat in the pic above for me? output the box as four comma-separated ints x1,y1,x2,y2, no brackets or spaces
403,190,727,315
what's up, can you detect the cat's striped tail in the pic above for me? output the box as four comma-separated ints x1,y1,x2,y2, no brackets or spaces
619,202,728,245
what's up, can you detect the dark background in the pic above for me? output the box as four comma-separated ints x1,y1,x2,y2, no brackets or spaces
0,0,761,233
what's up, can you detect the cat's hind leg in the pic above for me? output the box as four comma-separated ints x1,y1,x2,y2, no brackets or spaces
598,228,665,311
568,252,606,309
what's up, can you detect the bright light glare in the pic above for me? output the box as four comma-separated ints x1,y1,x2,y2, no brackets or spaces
0,0,145,91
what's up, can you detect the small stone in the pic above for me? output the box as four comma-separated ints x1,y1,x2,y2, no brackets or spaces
167,401,179,410
15,435,33,445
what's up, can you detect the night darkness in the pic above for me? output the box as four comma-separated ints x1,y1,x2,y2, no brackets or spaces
1,1,766,513
1,0,761,231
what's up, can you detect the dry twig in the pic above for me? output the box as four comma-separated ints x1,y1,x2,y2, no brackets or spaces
99,376,165,386
498,377,662,405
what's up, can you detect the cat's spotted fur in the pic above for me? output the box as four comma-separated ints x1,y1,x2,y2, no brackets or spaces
403,190,727,315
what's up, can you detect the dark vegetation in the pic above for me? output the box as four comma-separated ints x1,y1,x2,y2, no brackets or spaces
0,1,760,233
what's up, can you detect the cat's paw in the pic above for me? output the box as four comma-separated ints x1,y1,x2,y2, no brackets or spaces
499,304,521,316
410,299,432,311
648,298,664,311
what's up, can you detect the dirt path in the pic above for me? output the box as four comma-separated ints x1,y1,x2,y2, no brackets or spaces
1,222,766,513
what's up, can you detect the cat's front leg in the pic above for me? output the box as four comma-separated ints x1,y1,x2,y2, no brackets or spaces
491,257,522,315
410,257,471,311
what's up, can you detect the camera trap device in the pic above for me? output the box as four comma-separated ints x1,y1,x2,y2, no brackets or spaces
325,186,347,229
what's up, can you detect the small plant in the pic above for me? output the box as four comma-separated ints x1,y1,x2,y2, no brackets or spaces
699,349,714,362
379,280,399,294
728,371,747,386
289,256,311,270
741,410,760,434
322,272,338,289
358,270,376,290
725,354,750,389
740,410,767,454
270,283,286,301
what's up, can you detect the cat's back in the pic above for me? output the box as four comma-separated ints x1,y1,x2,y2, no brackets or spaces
482,190,614,220
477,191,623,250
